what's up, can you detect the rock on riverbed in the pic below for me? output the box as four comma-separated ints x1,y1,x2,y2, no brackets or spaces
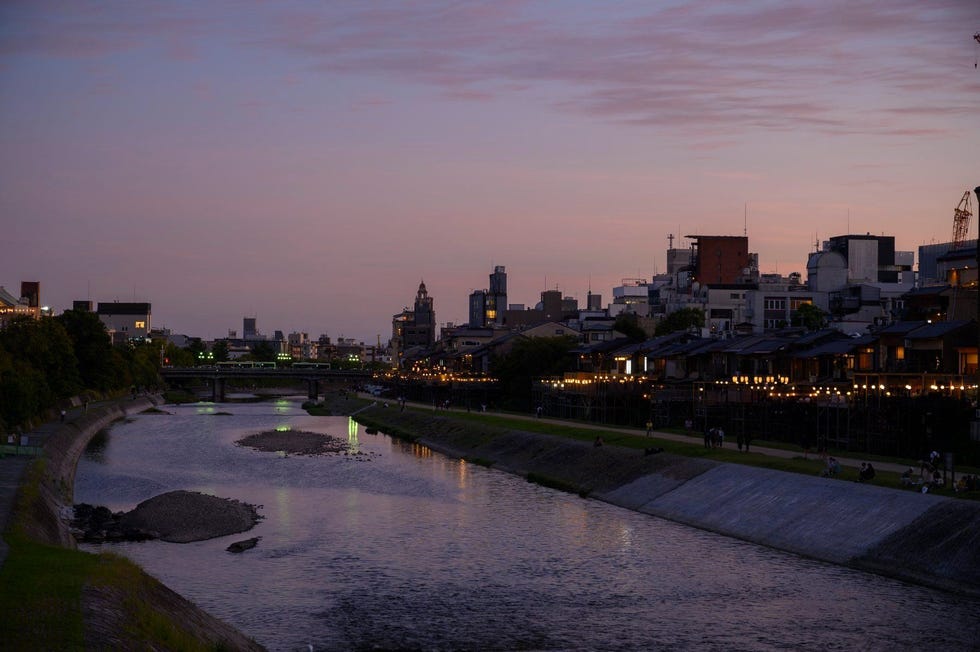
74,490,262,544
236,429,350,456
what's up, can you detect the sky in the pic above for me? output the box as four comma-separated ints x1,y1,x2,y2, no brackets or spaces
2,1,979,344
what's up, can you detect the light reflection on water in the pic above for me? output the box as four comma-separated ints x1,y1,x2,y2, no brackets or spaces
75,401,980,651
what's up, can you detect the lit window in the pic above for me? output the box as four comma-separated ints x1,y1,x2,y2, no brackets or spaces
135,321,146,329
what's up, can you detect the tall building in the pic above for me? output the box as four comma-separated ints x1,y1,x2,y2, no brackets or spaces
243,317,258,339
469,265,508,328
487,266,507,325
586,291,603,311
687,235,751,286
97,302,151,343
824,234,909,284
919,240,977,287
20,282,40,308
468,289,487,328
411,281,435,345
391,281,436,365
539,289,563,321
611,279,650,317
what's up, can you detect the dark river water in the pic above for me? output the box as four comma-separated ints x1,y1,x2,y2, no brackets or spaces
74,399,980,651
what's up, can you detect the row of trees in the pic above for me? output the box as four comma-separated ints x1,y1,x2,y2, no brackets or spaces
0,311,166,432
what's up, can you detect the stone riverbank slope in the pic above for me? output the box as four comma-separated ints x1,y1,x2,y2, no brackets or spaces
352,404,980,598
9,396,264,651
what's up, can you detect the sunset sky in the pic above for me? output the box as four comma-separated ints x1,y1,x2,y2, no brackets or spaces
2,1,979,343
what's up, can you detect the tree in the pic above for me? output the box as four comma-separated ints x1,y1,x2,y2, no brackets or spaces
793,303,827,331
212,341,230,362
250,341,277,362
0,315,81,400
654,307,705,336
0,316,81,427
162,341,195,368
56,309,117,391
613,314,648,341
185,338,207,364
0,359,46,430
490,335,578,411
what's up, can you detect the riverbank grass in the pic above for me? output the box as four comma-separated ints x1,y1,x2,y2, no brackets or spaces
372,406,980,499
0,534,231,651
0,459,240,650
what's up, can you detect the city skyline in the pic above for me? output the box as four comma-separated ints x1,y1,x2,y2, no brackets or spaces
3,1,979,342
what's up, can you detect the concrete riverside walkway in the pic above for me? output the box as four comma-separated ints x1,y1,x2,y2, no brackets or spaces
0,396,148,571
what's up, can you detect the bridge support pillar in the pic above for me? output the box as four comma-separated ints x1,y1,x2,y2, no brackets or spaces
212,378,226,402
308,379,319,402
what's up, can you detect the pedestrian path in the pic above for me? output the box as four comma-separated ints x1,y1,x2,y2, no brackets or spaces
378,395,916,476
0,397,139,571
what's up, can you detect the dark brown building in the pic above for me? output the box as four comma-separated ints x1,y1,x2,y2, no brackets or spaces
687,235,750,285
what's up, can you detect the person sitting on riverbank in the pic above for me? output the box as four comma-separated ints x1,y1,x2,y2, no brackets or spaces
820,457,840,478
858,462,876,483
955,474,977,493
901,467,921,488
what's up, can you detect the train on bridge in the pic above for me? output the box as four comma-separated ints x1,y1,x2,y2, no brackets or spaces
210,361,332,370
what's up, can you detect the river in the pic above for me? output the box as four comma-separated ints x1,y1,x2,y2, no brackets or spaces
74,398,980,651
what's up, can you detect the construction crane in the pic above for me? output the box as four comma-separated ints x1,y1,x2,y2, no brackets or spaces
952,190,973,250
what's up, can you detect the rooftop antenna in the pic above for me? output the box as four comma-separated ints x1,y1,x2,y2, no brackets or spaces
744,202,747,237
974,31,980,67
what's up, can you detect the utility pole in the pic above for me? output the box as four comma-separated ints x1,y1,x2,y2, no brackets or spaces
974,186,980,443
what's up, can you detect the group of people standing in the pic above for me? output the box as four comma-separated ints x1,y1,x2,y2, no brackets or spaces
702,426,751,452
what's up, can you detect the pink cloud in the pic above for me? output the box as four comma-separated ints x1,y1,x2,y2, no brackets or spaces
6,1,976,142
250,0,978,140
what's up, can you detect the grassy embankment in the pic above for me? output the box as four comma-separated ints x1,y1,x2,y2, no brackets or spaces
0,461,242,650
343,398,980,500
0,402,262,651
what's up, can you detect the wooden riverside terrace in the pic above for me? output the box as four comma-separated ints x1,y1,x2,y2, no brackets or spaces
160,366,373,401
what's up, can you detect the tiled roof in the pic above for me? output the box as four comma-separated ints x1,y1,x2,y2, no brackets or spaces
907,320,972,339
793,336,873,358
875,320,926,335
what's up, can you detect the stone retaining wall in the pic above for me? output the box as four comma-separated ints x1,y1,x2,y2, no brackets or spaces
354,404,980,597
12,395,265,651
22,397,163,548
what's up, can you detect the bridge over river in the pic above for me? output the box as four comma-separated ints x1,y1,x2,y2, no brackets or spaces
160,367,373,401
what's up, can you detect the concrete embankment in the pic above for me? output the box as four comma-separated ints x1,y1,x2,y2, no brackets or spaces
353,404,980,597
21,397,162,548
9,396,264,651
